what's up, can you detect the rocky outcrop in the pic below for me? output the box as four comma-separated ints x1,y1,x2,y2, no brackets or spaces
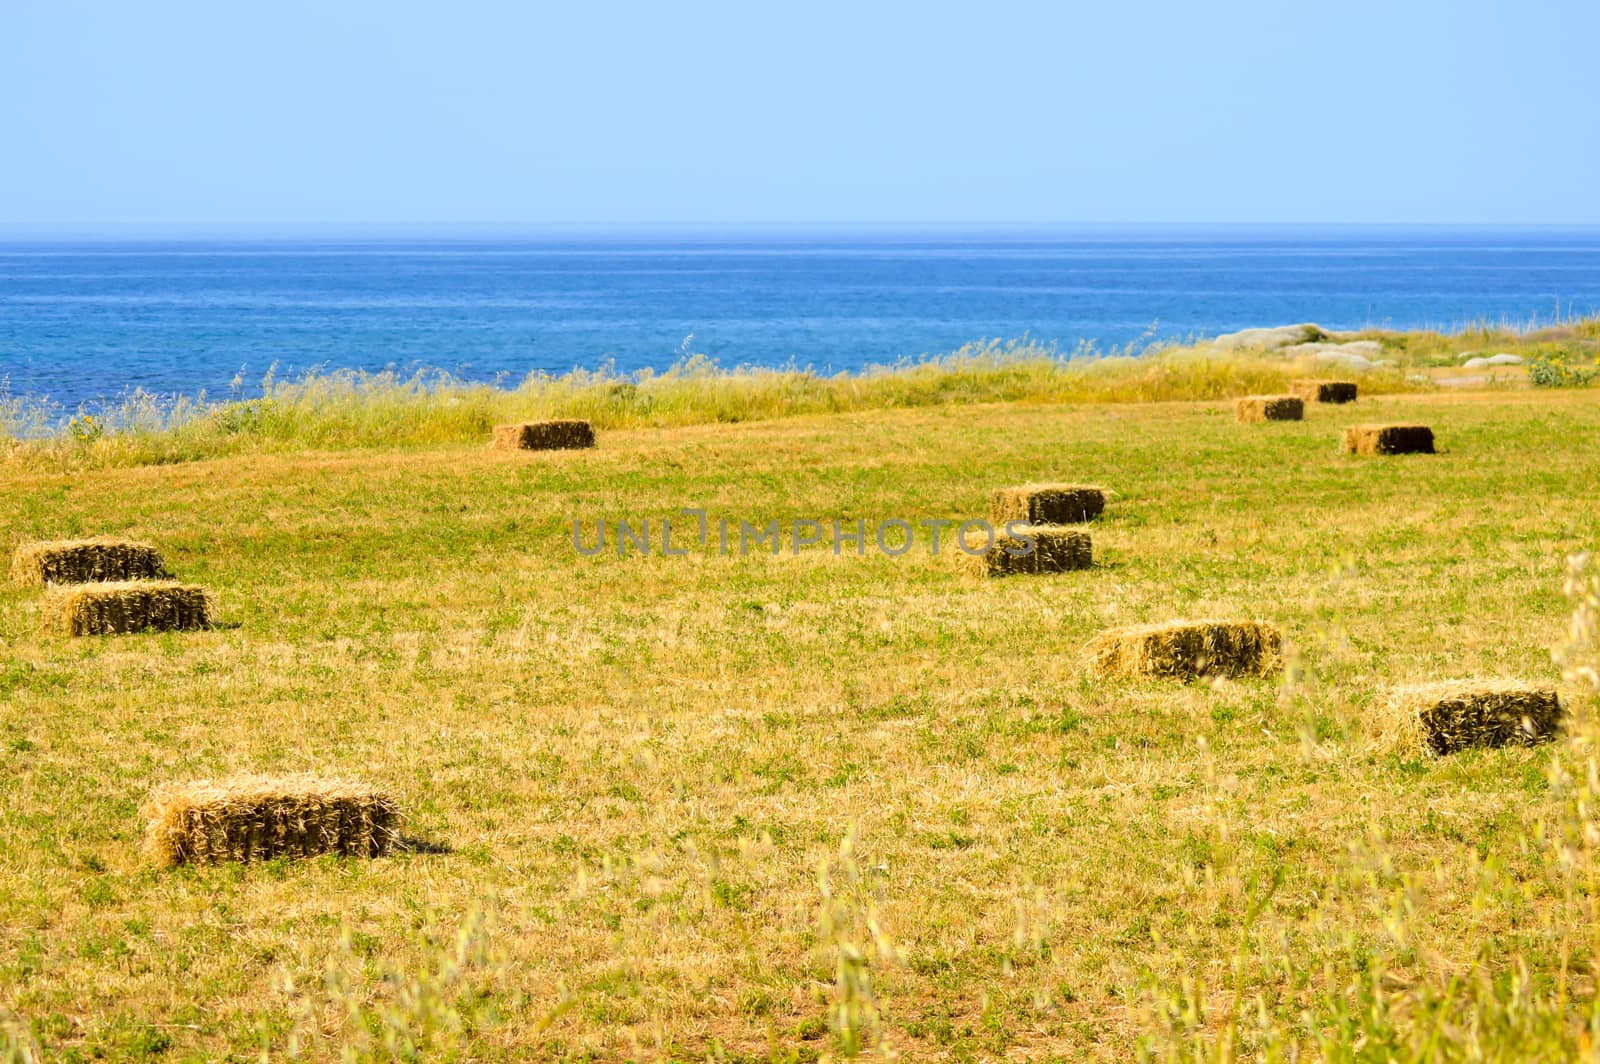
1212,323,1326,350
1210,325,1397,369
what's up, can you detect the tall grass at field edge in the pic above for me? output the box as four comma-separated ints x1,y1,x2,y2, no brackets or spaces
4,313,1597,469
0,338,1411,469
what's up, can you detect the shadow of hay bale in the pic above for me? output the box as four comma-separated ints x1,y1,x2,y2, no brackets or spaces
397,835,453,855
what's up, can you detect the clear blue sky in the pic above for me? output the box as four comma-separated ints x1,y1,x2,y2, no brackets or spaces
4,0,1598,232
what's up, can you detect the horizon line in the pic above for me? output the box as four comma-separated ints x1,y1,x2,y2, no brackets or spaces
5,220,1600,242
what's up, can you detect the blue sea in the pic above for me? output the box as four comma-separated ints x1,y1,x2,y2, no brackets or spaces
4,226,1600,413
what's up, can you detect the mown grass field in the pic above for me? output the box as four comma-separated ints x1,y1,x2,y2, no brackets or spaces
3,385,1599,1061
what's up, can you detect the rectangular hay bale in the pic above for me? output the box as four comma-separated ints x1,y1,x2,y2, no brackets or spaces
959,525,1091,577
1292,379,1358,404
141,775,402,866
1343,424,1434,455
10,537,168,586
1386,680,1564,756
45,581,214,636
493,420,596,451
1234,395,1304,423
1084,620,1282,680
990,485,1106,526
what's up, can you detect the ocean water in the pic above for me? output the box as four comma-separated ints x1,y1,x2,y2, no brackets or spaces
3,227,1600,413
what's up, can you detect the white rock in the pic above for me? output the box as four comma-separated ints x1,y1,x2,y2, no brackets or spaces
1321,353,1376,369
1462,353,1524,368
1213,323,1326,350
1277,340,1385,369
1281,340,1383,358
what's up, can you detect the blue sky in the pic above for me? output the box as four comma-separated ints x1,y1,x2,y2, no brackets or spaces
4,0,1598,231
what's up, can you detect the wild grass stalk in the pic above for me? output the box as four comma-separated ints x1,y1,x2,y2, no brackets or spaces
281,908,506,1062
817,827,903,1059
0,1010,41,1064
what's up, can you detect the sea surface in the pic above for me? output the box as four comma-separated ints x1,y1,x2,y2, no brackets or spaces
4,226,1600,413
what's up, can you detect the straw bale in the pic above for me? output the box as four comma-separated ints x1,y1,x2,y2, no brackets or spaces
493,420,596,451
1385,680,1564,756
990,485,1105,526
1292,379,1358,404
1084,619,1282,679
11,538,168,586
45,581,213,636
959,525,1091,577
142,775,401,866
1343,424,1434,455
1234,396,1304,423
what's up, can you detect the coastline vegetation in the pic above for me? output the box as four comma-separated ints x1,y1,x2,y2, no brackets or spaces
4,315,1595,470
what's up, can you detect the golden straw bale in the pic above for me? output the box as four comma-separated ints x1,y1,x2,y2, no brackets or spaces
1292,379,1358,404
10,538,168,586
1343,424,1434,455
958,525,1091,577
141,775,402,866
1384,680,1564,756
1084,620,1282,680
1234,396,1304,423
44,581,213,636
493,420,596,451
990,485,1106,526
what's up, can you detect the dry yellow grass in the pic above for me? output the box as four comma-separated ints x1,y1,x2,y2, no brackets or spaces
958,525,1092,577
1234,395,1304,423
1292,379,1359,404
43,580,213,636
989,484,1106,525
0,388,1597,1060
1382,680,1565,756
9,537,168,586
141,775,402,866
492,420,596,451
1083,619,1283,679
1343,423,1435,455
